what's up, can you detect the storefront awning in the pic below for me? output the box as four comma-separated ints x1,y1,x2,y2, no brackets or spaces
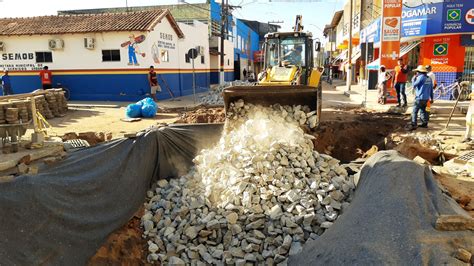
340,49,362,66
367,58,380,70
399,41,421,58
331,50,347,64
350,50,361,64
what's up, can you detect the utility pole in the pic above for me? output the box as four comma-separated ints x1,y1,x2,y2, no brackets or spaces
219,0,227,85
219,1,241,85
328,27,333,84
346,0,353,93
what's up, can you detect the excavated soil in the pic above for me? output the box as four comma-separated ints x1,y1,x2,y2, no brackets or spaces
88,209,148,265
175,107,225,124
436,174,474,217
312,111,407,162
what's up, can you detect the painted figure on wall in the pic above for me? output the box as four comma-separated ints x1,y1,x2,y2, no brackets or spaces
151,43,160,64
121,34,146,66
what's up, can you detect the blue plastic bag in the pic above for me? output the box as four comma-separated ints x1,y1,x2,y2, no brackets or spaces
141,103,157,118
125,103,142,118
138,97,155,106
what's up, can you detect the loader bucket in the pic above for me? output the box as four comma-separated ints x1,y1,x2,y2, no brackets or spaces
223,85,319,113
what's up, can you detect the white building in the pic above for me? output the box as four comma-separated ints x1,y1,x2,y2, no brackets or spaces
0,10,233,101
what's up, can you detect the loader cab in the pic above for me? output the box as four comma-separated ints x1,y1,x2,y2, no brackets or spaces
262,32,314,85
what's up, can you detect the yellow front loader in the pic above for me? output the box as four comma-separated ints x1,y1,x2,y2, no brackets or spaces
223,16,323,126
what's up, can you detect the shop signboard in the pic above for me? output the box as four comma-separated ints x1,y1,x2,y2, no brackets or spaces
380,0,402,104
401,0,474,38
380,0,402,70
360,18,381,44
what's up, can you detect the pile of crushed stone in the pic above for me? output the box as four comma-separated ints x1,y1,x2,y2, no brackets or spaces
142,101,355,265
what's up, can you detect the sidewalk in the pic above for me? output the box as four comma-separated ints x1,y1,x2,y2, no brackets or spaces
67,92,209,110
158,92,208,109
330,79,468,137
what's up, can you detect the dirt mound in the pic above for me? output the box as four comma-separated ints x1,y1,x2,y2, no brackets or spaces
312,113,406,162
88,211,147,265
175,107,225,124
393,136,456,165
436,174,474,217
61,131,113,146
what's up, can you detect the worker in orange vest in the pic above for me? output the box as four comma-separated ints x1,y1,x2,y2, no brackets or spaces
394,58,408,107
39,66,53,89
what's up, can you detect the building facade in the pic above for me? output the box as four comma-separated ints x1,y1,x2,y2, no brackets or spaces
239,20,281,77
331,0,474,94
59,0,237,85
0,10,233,101
232,19,260,80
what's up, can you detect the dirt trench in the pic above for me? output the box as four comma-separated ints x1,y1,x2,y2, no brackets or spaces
173,107,226,124
312,111,406,162
88,210,148,266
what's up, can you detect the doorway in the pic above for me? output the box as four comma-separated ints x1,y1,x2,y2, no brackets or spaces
234,54,241,80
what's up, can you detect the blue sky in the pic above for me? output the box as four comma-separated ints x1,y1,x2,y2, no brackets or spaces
0,0,343,39
227,0,343,39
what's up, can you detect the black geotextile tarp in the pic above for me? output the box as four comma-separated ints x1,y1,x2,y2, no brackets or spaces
1,127,472,266
289,150,474,265
0,124,223,265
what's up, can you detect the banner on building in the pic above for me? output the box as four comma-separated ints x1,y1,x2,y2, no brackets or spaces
379,0,402,104
360,18,380,44
401,0,474,38
380,0,402,70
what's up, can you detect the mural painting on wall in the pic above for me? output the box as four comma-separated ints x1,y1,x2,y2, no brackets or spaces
152,43,160,64
121,34,146,66
151,32,175,64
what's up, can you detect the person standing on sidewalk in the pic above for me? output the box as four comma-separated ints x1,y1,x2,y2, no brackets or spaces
1,70,13,96
425,65,437,121
377,65,392,104
394,58,408,107
409,65,433,131
39,66,53,89
425,65,437,89
148,66,160,102
462,91,474,143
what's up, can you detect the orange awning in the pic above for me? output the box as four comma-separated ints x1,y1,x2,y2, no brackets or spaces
341,38,360,46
